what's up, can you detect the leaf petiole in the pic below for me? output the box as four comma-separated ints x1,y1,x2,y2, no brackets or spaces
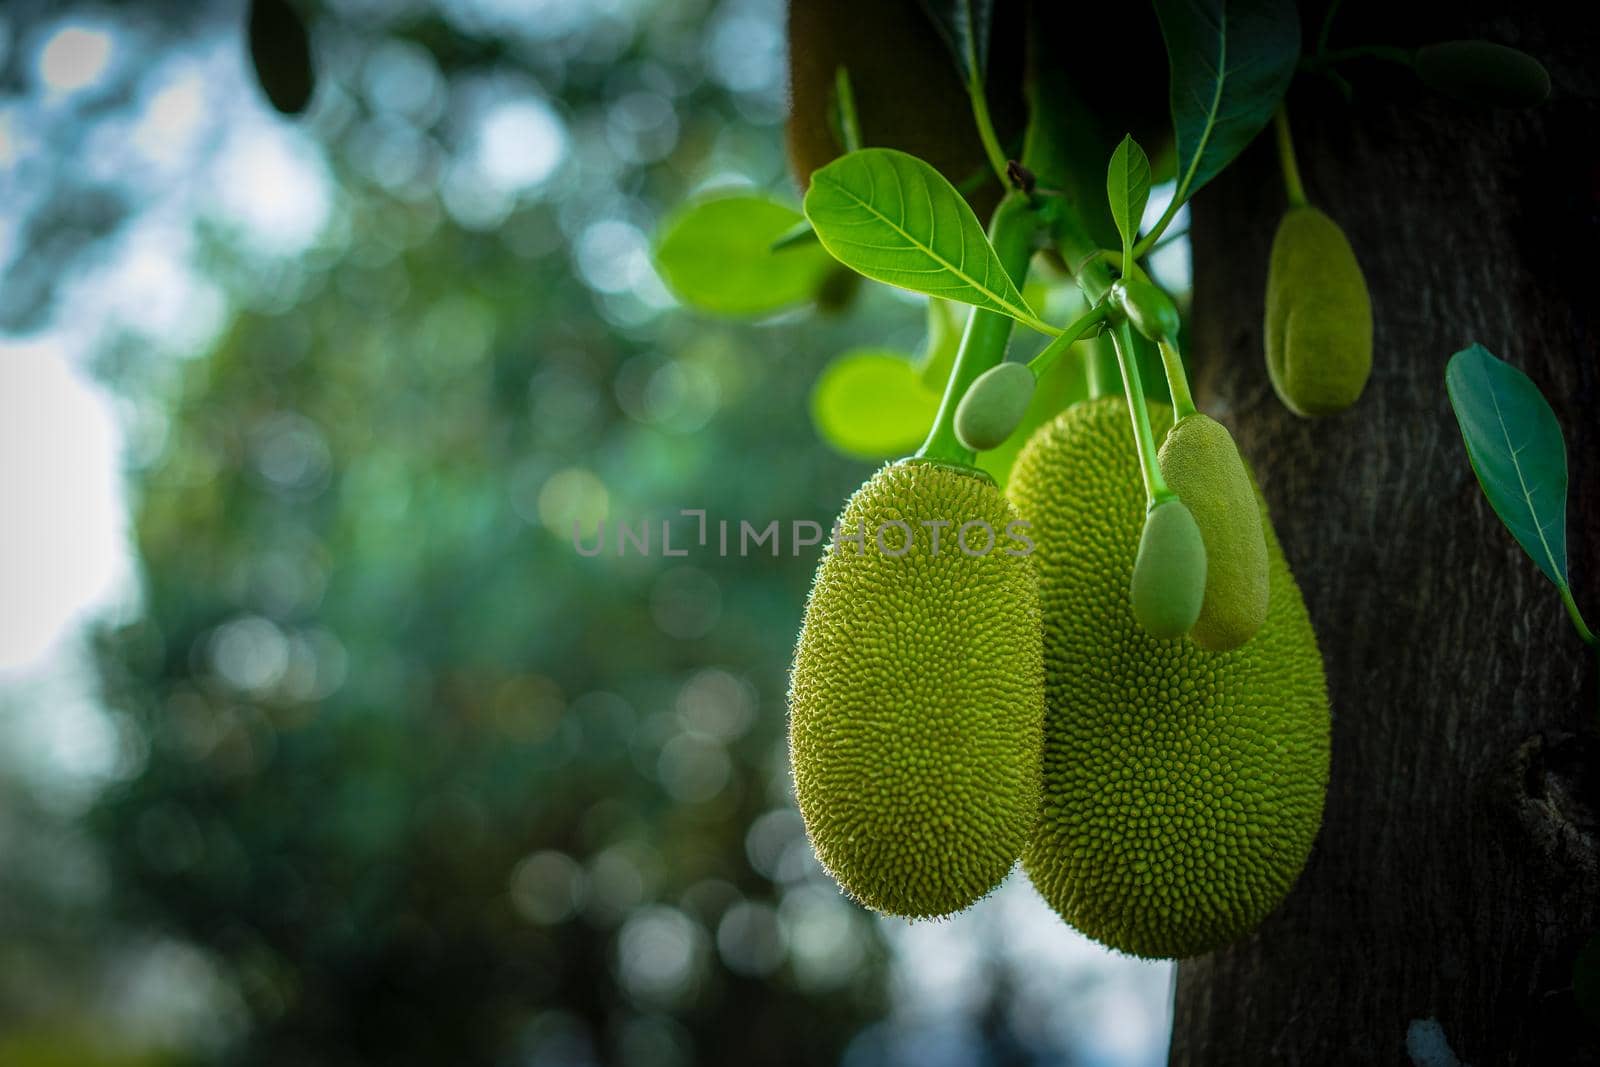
1302,43,1415,70
834,67,862,153
1027,302,1110,378
1274,106,1309,208
1131,197,1182,261
1158,339,1198,421
1560,585,1598,648
1112,321,1175,508
969,77,1012,192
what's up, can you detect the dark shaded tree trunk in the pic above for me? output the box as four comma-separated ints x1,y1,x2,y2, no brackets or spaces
1172,5,1600,1064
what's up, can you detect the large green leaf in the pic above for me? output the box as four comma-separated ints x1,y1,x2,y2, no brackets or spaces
654,195,833,317
1106,134,1151,256
916,0,995,84
1155,0,1299,205
804,148,1045,330
811,348,943,460
1445,343,1570,588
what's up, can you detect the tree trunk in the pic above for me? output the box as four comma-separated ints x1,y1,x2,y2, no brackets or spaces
1172,5,1600,1064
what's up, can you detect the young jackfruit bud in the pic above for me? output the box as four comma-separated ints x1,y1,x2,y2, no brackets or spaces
788,459,1044,919
1158,414,1270,651
956,362,1037,453
1129,498,1207,640
1110,278,1181,345
1264,206,1373,417
1415,41,1551,108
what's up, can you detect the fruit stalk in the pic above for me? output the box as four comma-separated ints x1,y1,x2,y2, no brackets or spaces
1042,202,1120,395
917,194,1038,465
1158,340,1198,421
1274,106,1309,208
1111,322,1174,508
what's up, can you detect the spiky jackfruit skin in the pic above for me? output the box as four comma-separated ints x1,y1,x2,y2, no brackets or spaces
1158,414,1270,651
1265,206,1373,417
1010,399,1329,959
789,459,1044,918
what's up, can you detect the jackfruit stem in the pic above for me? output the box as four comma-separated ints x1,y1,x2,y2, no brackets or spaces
1274,106,1308,209
1111,321,1175,508
1042,203,1121,396
1027,303,1110,379
917,194,1038,466
1158,340,1199,422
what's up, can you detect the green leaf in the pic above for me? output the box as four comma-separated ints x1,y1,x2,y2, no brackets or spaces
804,148,1046,330
916,0,994,85
654,195,833,317
769,218,819,252
1106,135,1152,257
1156,0,1300,205
811,348,943,460
1445,343,1571,588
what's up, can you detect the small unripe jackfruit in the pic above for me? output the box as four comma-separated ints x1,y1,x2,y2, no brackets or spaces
1129,499,1206,640
1158,414,1270,651
1264,206,1373,417
1415,41,1551,108
1010,398,1329,959
789,459,1044,918
1111,278,1181,345
956,362,1037,453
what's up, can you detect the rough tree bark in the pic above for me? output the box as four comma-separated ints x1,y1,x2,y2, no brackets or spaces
1171,5,1600,1065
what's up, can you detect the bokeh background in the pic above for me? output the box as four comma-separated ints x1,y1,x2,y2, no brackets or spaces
0,1,1174,1063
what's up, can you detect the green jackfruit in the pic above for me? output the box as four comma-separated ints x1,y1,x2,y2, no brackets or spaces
956,362,1037,453
1010,398,1329,959
1264,206,1373,417
1129,499,1206,640
1111,278,1181,345
789,459,1044,918
1158,414,1270,651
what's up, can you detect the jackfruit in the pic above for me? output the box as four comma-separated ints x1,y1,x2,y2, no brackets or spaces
956,362,1037,453
1158,414,1270,651
1010,398,1329,958
1110,278,1181,345
1264,206,1373,417
789,459,1044,918
1129,499,1207,640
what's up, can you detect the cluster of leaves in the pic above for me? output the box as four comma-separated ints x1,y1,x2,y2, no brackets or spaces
654,0,1307,485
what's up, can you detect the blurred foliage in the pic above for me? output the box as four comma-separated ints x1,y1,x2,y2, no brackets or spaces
88,202,896,1065
49,0,911,1062
0,0,1173,1062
